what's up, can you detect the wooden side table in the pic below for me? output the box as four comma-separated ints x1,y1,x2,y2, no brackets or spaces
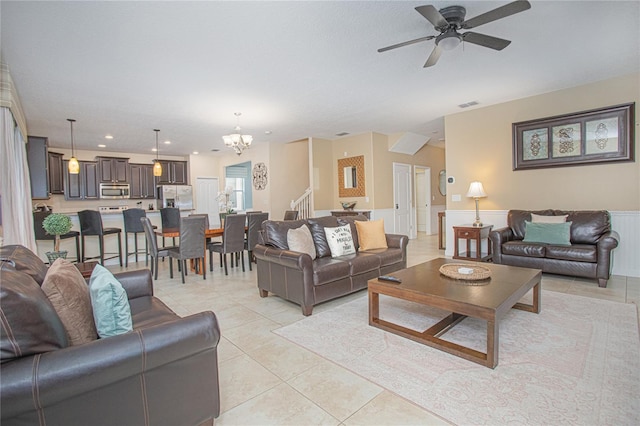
75,261,99,279
438,211,446,250
453,225,493,262
330,210,371,219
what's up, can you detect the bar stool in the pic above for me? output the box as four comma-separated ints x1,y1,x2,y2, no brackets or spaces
122,208,152,267
78,210,123,266
33,210,81,263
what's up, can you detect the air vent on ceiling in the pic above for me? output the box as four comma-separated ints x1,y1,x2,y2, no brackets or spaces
458,101,479,108
211,148,220,152
336,132,350,137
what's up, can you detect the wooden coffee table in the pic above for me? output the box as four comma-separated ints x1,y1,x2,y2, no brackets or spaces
368,258,541,368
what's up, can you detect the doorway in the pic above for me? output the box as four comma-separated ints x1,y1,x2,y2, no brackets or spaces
414,166,432,235
195,177,220,227
393,163,412,236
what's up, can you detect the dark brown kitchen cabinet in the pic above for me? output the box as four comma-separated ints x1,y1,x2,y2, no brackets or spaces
64,160,99,200
129,163,156,199
156,160,188,185
97,157,129,183
48,152,65,195
26,136,50,199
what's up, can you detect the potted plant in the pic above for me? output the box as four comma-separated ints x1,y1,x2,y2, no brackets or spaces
217,186,235,223
42,213,73,262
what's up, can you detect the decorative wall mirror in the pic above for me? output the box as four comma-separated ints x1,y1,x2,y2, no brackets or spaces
438,169,447,196
338,155,365,197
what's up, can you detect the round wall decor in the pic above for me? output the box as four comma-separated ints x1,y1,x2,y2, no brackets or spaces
252,162,268,190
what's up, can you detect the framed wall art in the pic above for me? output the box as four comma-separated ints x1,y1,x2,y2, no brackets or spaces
512,102,634,171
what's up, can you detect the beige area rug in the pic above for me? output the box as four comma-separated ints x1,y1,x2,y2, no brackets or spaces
275,291,640,425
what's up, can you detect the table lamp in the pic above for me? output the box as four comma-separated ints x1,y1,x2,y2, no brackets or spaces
466,181,487,227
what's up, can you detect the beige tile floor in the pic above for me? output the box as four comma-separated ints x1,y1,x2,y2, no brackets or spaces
114,233,639,426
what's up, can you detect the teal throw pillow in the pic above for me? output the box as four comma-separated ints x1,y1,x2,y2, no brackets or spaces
89,264,133,338
523,221,572,246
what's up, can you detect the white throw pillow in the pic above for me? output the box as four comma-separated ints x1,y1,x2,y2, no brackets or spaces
531,213,568,223
324,224,356,257
287,225,316,259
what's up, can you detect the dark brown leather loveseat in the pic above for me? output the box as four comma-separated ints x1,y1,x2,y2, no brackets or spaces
0,245,220,426
489,210,619,287
253,215,409,315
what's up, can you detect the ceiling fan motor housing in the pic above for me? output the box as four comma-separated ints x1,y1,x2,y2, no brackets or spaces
437,6,466,30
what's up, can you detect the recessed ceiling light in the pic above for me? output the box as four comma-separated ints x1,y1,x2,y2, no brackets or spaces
98,144,106,148
164,140,171,144
152,148,158,152
104,135,113,139
193,151,199,155
265,130,272,135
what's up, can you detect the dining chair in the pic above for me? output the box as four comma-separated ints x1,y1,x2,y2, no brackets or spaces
208,214,246,275
141,217,176,280
160,207,181,246
283,210,298,220
168,216,207,284
244,212,269,271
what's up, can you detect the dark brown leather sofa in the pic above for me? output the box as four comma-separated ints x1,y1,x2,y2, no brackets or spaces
489,210,619,287
0,245,220,426
253,215,409,315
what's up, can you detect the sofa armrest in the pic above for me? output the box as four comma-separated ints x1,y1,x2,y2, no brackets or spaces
489,227,514,264
253,244,314,271
114,268,154,300
1,311,220,421
597,230,620,251
385,233,409,250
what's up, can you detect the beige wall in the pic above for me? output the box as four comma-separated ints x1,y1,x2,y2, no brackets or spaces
311,138,334,210
445,73,639,211
269,139,310,218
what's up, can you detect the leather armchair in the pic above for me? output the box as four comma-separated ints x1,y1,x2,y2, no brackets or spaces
0,245,220,426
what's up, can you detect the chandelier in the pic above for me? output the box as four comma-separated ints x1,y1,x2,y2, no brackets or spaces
222,112,253,155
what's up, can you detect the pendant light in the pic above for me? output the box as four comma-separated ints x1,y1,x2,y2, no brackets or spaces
67,119,80,174
153,129,163,177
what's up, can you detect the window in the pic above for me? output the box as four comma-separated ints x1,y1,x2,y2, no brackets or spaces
225,161,253,210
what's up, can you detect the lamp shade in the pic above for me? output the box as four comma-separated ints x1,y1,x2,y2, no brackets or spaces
466,181,487,198
153,160,163,177
68,157,80,174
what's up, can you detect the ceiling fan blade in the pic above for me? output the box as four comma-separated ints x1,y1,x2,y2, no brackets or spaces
377,35,435,53
462,0,531,29
462,32,511,50
423,45,442,68
415,5,448,29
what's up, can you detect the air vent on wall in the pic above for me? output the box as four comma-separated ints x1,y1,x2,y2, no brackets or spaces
458,101,479,108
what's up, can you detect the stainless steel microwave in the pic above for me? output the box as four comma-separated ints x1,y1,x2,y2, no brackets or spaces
99,183,130,199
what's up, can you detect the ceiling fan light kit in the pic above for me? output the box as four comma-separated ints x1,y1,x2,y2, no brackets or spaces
378,0,531,68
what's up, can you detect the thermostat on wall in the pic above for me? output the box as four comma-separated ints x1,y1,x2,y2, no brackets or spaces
447,176,455,184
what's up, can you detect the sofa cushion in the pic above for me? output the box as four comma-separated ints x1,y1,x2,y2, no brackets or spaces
41,258,98,345
0,244,49,285
129,297,181,330
523,221,572,246
363,247,404,267
262,219,306,250
89,265,133,338
546,244,597,262
0,268,69,363
337,215,368,250
508,210,554,240
312,257,351,286
324,224,356,257
344,253,381,275
287,225,316,259
307,216,339,258
561,210,611,244
531,213,568,223
356,219,388,251
502,241,546,258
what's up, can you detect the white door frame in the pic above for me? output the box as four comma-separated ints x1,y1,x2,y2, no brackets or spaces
414,165,432,235
392,162,412,237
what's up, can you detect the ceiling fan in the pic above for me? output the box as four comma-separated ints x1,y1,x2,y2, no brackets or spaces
378,0,531,68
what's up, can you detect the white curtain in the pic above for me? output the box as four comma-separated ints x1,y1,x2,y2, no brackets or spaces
0,106,37,252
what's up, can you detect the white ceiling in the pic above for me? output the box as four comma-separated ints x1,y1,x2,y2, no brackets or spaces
1,1,638,156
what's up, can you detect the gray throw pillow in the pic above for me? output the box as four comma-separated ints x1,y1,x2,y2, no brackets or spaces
287,225,316,259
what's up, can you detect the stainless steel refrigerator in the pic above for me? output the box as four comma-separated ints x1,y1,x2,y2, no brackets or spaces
157,185,193,211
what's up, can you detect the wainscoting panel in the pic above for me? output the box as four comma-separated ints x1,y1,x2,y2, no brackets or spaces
444,210,639,278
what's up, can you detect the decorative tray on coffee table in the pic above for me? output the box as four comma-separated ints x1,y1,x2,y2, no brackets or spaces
439,263,491,282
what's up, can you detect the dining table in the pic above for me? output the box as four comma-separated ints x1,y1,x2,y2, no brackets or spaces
154,226,247,275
